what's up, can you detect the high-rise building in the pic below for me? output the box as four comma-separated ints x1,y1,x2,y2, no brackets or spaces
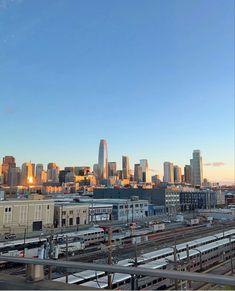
36,164,44,185
192,150,203,186
21,161,35,186
134,164,142,183
2,156,16,185
122,156,130,179
140,159,150,183
163,162,174,183
174,165,182,183
47,162,59,183
184,165,191,184
93,164,99,176
108,162,117,177
98,139,108,180
8,167,21,186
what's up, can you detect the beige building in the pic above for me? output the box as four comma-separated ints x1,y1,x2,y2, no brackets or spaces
54,203,89,228
0,199,54,235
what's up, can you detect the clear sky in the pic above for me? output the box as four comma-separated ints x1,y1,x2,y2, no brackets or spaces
0,0,234,184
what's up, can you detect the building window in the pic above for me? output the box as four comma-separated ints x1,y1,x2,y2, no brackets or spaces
62,219,66,226
76,217,80,225
69,218,73,225
47,205,50,209
69,210,73,214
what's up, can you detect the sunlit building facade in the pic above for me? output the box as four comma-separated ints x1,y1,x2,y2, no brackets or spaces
163,162,174,183
122,156,130,179
140,159,150,183
192,150,203,186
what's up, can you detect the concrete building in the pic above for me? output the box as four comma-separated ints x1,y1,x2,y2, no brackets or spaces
108,162,117,177
191,150,203,186
54,203,89,228
134,164,142,183
94,187,180,214
47,163,59,183
0,199,54,234
180,190,216,211
174,166,182,184
122,156,130,179
2,156,16,185
87,198,149,222
184,165,191,184
163,162,174,183
8,167,21,186
140,159,150,183
36,164,44,185
21,162,35,186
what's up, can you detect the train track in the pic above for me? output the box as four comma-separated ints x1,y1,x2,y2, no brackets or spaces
67,223,234,263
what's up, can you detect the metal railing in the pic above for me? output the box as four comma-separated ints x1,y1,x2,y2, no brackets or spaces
0,256,234,287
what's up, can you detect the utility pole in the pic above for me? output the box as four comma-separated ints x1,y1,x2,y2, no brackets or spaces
48,235,53,280
23,228,26,257
186,244,191,289
66,236,68,283
173,237,178,291
108,227,112,289
229,236,234,275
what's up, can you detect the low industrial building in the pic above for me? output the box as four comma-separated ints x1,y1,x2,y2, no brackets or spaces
86,197,149,222
180,190,216,211
0,199,54,235
54,203,89,229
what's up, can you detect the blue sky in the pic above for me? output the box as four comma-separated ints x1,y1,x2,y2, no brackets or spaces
0,0,234,183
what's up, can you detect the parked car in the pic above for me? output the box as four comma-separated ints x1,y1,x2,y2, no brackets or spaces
4,233,16,240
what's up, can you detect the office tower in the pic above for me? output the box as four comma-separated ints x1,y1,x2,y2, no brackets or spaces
8,167,21,186
64,167,75,174
163,162,174,183
184,165,191,184
174,165,182,183
98,139,108,180
47,163,59,183
93,164,99,176
108,162,117,177
122,156,130,179
152,174,161,183
140,159,150,183
36,164,44,185
21,161,35,186
192,150,203,186
116,170,123,180
134,164,142,183
2,156,16,185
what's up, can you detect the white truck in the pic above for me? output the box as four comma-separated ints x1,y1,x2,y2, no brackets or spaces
152,223,166,232
186,218,199,226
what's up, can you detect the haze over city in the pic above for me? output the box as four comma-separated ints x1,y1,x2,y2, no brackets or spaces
1,0,234,184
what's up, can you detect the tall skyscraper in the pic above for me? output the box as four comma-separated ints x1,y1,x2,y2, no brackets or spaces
47,162,59,183
122,156,130,179
21,161,35,186
163,162,174,183
93,164,99,176
134,164,142,183
192,150,203,186
2,156,16,185
140,159,150,183
184,165,191,184
8,167,21,186
98,139,108,180
174,165,182,183
108,162,117,177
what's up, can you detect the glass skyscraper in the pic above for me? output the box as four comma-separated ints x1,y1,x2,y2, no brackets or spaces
98,139,108,180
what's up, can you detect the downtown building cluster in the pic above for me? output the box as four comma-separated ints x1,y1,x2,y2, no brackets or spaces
0,140,214,195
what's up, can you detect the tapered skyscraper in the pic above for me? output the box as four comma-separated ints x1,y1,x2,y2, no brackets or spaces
98,139,108,180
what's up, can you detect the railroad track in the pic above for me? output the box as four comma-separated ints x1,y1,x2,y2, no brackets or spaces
67,224,234,263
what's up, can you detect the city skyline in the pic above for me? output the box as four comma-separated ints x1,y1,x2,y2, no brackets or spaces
0,141,233,184
1,1,234,184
